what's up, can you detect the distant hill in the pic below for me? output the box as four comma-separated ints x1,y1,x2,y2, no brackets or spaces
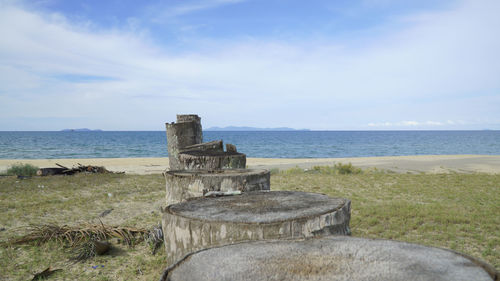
206,126,310,131
61,128,103,132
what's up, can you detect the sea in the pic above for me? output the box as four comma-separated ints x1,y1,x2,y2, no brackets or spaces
0,131,499,159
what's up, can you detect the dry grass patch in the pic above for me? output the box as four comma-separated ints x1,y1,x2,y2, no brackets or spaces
0,173,165,281
0,167,498,280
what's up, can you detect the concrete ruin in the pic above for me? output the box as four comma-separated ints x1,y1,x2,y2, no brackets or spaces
165,115,246,171
165,114,270,205
161,236,498,281
162,114,351,267
159,114,497,281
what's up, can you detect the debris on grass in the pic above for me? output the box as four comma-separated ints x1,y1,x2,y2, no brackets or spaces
145,223,164,255
31,267,61,280
37,163,124,176
99,208,114,218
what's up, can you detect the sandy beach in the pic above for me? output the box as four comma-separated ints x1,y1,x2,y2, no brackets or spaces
1,155,499,174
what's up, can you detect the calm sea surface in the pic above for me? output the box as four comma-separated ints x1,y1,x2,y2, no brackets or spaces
0,131,499,159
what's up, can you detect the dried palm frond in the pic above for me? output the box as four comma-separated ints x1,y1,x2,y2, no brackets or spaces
31,267,61,281
71,240,111,262
9,222,147,247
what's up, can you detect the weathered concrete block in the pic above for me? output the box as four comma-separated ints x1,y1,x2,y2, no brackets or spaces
178,150,246,170
176,114,200,123
161,236,498,281
161,191,351,265
164,169,269,205
180,140,223,153
226,143,237,152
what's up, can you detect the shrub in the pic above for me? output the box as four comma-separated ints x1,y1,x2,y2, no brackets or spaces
309,163,362,175
334,162,362,174
7,163,39,177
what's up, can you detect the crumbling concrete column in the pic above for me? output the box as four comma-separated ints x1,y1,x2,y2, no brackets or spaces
162,191,351,265
162,236,498,281
164,169,270,205
166,114,202,170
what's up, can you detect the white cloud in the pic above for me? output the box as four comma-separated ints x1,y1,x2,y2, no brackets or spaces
0,0,499,130
368,120,448,127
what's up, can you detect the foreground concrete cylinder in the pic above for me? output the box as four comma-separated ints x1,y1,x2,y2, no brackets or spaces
166,115,202,170
161,236,498,281
162,191,351,265
164,169,270,205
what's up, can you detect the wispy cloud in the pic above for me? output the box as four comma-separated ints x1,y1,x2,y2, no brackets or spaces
368,120,461,128
171,0,244,16
146,0,245,22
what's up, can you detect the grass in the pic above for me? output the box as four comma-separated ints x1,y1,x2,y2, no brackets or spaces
272,168,500,270
0,167,499,280
0,173,165,281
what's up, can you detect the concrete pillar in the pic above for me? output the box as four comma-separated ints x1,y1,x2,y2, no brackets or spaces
166,114,202,170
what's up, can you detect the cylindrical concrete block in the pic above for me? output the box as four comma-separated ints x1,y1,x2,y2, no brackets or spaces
161,236,498,281
166,115,202,170
164,169,270,205
162,191,351,265
178,151,246,170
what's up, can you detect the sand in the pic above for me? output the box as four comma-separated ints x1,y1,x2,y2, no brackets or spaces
1,155,499,174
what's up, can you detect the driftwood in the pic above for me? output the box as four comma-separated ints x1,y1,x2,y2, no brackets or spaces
37,163,122,176
36,167,68,176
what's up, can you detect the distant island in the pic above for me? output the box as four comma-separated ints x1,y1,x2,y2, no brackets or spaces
61,128,103,132
205,126,310,131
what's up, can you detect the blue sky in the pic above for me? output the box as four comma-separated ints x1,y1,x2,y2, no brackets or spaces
0,0,499,130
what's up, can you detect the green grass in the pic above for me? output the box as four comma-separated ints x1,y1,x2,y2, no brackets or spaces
272,169,500,269
5,163,39,177
0,167,498,280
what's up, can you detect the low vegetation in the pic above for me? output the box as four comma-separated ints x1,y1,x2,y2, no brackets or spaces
0,166,498,280
5,163,39,177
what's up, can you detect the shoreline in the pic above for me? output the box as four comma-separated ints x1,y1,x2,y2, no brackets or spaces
1,155,499,174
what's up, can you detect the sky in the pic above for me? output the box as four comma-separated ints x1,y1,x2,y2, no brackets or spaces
0,0,499,130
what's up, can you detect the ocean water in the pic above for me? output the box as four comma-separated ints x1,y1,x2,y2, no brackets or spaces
0,131,499,159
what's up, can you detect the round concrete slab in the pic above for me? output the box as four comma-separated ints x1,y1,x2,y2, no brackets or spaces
162,191,351,265
163,236,497,281
168,190,347,223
